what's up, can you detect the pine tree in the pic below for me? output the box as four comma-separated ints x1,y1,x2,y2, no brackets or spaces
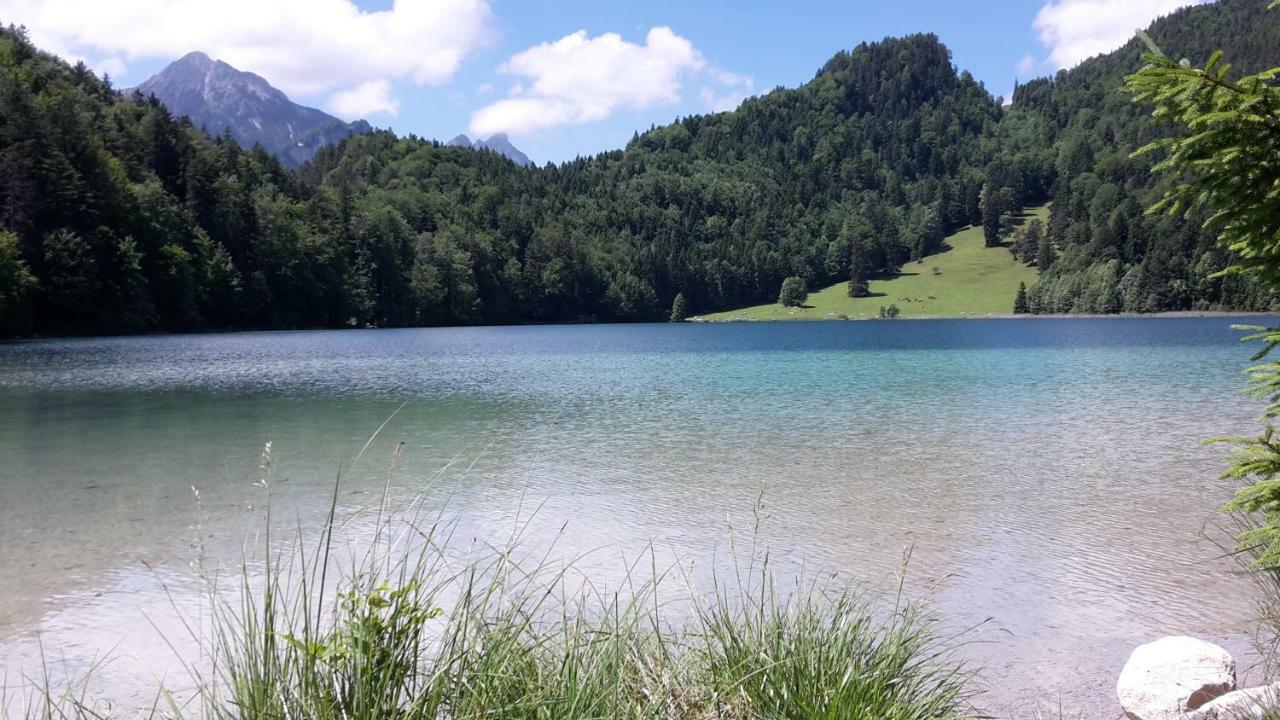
669,292,687,322
845,218,872,297
1021,220,1043,265
979,182,1003,248
1013,282,1029,314
1035,232,1056,270
1128,20,1280,566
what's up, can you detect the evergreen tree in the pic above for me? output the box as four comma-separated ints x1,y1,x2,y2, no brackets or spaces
979,182,1004,248
1013,282,1029,314
1127,17,1280,565
1010,0,1280,315
1018,220,1044,265
669,292,687,322
846,217,873,297
1035,232,1056,271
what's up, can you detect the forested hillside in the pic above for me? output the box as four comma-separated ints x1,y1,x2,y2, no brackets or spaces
0,0,1277,337
1008,0,1279,313
0,27,1010,335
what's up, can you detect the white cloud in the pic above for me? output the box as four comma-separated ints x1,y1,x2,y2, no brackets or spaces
1016,54,1036,76
328,80,399,119
97,56,128,79
470,26,706,136
699,68,755,113
1,0,494,105
1033,0,1205,70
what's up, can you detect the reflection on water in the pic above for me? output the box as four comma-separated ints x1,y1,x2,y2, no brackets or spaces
0,318,1270,717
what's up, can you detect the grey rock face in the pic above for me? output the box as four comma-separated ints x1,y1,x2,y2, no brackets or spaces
475,133,532,167
135,52,370,167
446,132,532,166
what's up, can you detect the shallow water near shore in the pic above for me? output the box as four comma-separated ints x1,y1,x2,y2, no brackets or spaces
0,317,1273,717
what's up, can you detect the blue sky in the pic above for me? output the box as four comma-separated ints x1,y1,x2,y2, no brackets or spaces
3,0,1203,164
413,0,1053,162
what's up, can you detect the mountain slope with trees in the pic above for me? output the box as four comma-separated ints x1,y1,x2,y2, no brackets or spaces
0,27,1009,335
1007,0,1279,314
0,0,1277,338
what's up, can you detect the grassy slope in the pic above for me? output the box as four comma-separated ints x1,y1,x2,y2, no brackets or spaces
695,204,1048,321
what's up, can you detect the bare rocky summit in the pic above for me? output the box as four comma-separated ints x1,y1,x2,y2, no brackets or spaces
135,52,371,167
448,133,533,167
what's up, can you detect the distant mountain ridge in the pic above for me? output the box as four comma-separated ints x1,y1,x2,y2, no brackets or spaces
3,0,1278,339
135,52,371,167
448,133,533,167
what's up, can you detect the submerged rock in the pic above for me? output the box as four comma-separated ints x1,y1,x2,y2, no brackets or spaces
1183,683,1280,719
1117,636,1236,720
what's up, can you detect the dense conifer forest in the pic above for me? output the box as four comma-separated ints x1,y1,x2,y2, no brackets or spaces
0,0,1276,337
1009,0,1280,313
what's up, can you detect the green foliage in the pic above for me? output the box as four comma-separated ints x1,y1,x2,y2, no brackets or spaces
878,303,902,318
1012,0,1280,315
778,276,808,307
209,502,974,720
846,216,874,298
669,291,687,322
702,206,1045,321
3,2,1278,337
980,182,1004,248
1126,10,1280,567
0,230,36,334
1029,258,1123,314
697,578,969,720
1035,229,1056,272
2,481,973,720
0,26,1018,336
1129,41,1280,288
1012,219,1043,265
606,272,659,321
1013,282,1029,314
277,582,443,718
1217,327,1280,568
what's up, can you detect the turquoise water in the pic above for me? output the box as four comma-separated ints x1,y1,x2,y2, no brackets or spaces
0,317,1271,716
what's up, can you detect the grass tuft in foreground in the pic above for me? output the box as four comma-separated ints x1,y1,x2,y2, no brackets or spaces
10,480,977,720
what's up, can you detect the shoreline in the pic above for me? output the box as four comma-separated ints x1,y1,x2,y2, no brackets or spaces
5,310,1278,343
688,310,1280,323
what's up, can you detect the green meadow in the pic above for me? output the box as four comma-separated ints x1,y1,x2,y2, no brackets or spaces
695,205,1048,322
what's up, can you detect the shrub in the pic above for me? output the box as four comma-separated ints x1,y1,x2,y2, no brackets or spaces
778,276,808,307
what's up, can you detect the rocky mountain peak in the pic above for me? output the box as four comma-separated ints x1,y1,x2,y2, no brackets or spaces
135,53,369,167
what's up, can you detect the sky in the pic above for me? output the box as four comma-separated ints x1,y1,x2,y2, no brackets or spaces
0,0,1206,164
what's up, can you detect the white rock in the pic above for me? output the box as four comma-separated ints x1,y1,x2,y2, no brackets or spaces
1117,636,1236,720
1182,683,1280,719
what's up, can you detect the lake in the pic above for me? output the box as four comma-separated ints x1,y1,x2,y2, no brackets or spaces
0,317,1271,717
